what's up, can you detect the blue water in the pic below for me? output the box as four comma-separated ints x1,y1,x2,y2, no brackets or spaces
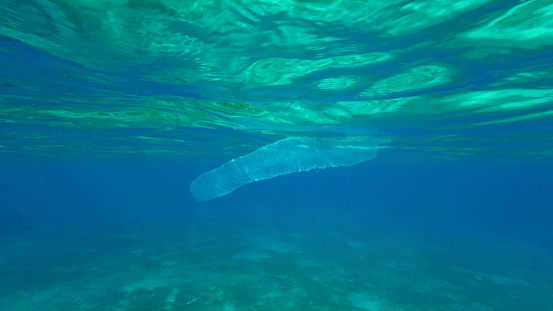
2,0,553,310
1,158,552,310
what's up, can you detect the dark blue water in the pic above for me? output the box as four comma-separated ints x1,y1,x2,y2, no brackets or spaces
1,155,552,310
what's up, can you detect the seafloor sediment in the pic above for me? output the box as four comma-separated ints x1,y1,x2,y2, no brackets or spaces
1,222,551,311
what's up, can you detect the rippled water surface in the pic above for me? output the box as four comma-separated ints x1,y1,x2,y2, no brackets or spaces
1,0,553,157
